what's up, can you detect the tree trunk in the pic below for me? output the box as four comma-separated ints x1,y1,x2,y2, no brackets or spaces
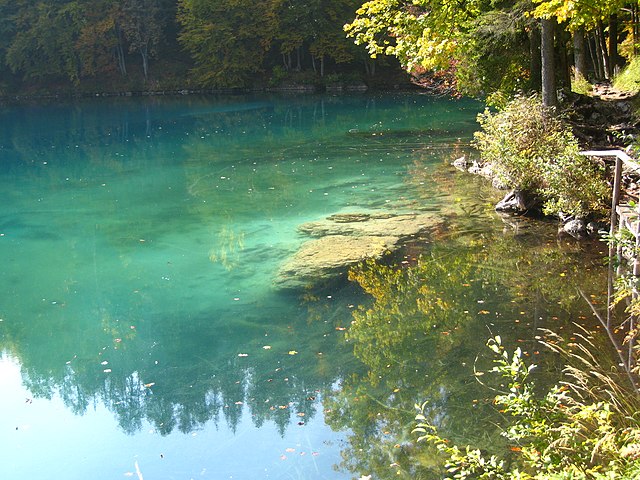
596,19,610,79
320,55,324,77
573,27,587,82
529,24,542,91
590,33,604,80
609,13,620,76
557,23,571,91
282,53,290,71
140,44,149,81
541,18,557,107
363,58,376,76
633,5,639,56
115,22,127,76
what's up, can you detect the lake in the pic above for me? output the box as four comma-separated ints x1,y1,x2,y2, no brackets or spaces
0,93,609,479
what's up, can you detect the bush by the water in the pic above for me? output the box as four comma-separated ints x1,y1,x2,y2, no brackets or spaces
415,334,640,479
474,95,609,218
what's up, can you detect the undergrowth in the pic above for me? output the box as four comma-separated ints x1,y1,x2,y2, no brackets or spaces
614,57,640,95
414,334,640,479
474,95,609,218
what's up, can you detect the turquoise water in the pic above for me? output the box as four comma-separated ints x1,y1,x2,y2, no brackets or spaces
0,93,608,479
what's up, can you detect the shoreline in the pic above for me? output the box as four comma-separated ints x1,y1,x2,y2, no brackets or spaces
0,79,426,105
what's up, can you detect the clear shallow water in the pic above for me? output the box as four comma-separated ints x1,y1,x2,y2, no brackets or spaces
0,93,609,479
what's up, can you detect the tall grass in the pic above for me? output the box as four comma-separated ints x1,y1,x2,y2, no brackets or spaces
614,57,640,94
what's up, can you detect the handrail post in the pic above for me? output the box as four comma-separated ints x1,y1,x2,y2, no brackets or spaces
610,156,623,256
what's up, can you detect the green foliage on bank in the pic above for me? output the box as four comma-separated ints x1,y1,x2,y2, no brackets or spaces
415,334,640,479
474,95,610,218
614,57,640,95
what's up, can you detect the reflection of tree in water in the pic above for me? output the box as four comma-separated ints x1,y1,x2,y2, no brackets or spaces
326,223,608,479
5,290,359,437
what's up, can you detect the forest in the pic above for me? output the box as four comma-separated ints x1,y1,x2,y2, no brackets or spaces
0,0,634,100
0,0,386,95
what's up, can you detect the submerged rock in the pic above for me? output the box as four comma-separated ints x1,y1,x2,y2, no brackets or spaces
275,212,438,290
275,235,399,290
298,212,439,238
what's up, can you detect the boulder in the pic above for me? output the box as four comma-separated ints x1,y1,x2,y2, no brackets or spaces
275,235,399,290
587,221,605,235
562,218,588,239
298,212,439,238
452,155,470,170
275,212,439,290
495,189,539,215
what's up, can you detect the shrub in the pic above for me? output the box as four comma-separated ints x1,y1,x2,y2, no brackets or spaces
474,95,609,218
414,334,640,479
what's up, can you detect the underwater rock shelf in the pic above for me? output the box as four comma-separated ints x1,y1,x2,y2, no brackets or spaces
275,212,439,290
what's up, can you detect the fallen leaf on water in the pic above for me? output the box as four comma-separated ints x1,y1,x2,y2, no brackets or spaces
280,455,287,461
238,353,249,357
478,310,490,315
288,350,298,355
263,345,271,350
335,327,346,331
144,383,155,388
285,448,296,453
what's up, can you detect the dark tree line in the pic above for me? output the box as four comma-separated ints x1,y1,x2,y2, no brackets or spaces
1,0,633,100
0,0,382,92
